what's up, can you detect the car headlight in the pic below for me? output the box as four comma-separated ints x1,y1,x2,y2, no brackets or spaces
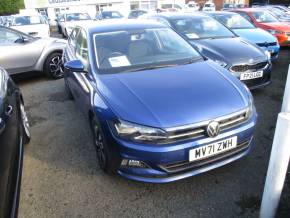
244,85,254,119
267,29,285,35
0,68,9,99
112,120,167,143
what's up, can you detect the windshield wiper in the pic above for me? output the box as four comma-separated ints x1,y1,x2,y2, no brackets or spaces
125,64,178,72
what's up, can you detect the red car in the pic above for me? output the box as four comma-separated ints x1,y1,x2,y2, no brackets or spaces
232,8,290,46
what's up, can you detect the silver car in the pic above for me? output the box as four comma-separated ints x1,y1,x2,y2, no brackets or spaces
0,26,66,79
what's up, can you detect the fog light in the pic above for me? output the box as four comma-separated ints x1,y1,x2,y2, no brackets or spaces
120,159,148,168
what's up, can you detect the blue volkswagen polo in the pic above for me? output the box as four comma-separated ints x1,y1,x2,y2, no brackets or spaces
63,20,257,183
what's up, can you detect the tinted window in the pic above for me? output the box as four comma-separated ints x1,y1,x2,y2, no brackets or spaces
93,28,201,73
0,28,21,44
213,13,255,29
12,16,45,26
66,13,91,21
170,17,235,40
75,30,88,61
101,11,123,19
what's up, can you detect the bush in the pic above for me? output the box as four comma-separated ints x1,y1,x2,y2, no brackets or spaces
0,0,24,16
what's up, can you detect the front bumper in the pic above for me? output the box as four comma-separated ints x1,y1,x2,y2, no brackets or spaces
106,113,256,183
228,62,272,90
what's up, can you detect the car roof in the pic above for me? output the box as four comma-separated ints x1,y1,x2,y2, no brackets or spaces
76,20,167,34
232,8,266,12
207,11,238,16
149,12,209,20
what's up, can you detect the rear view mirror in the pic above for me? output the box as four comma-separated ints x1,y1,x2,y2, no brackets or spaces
64,60,85,73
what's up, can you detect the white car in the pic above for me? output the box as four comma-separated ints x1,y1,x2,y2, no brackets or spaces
187,1,200,11
202,2,216,11
59,12,91,38
10,15,50,38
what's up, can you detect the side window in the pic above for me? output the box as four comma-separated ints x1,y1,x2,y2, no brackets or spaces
0,28,21,45
68,28,79,48
75,29,88,62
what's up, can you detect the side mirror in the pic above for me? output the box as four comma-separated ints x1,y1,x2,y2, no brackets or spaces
64,60,85,73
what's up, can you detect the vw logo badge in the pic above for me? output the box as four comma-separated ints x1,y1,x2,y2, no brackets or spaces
207,121,220,138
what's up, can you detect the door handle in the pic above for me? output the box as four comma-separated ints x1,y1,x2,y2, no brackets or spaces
5,105,13,117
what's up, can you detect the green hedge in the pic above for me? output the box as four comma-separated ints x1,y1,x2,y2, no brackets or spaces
0,0,24,16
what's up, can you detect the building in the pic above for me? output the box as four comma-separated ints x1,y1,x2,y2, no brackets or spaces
23,0,251,20
24,0,158,20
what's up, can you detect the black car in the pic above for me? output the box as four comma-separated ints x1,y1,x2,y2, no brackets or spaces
0,67,30,218
144,13,272,89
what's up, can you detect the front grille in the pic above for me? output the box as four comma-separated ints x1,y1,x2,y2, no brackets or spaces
164,109,248,143
230,61,268,73
256,42,277,47
159,138,251,173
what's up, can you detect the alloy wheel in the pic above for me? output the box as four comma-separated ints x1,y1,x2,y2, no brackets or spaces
49,55,63,79
93,124,106,169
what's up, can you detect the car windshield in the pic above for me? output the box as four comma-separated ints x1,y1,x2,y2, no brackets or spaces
252,11,279,23
66,13,90,21
94,28,201,73
268,7,283,16
101,11,123,19
213,13,255,29
12,16,45,26
204,3,214,7
224,4,235,8
170,17,235,40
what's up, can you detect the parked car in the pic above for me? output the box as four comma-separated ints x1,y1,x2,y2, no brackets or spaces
9,14,50,38
262,6,290,22
208,11,280,60
96,10,124,20
145,13,272,89
59,12,92,38
63,20,257,183
128,10,147,19
0,16,4,26
222,3,236,11
202,2,216,11
159,2,187,12
0,26,66,79
232,8,290,46
187,1,200,11
0,67,30,218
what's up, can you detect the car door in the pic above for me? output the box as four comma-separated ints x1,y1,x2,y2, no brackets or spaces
0,27,43,74
66,28,91,113
0,74,22,218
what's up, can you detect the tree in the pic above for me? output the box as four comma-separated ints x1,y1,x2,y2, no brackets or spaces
0,0,24,16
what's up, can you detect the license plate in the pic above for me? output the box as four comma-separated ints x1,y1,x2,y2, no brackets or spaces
240,71,263,81
189,136,237,162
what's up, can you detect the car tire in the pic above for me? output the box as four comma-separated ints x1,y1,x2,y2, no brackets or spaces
44,52,64,79
20,101,31,144
91,116,120,174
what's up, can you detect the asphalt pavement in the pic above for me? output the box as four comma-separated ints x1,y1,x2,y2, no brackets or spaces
15,46,290,218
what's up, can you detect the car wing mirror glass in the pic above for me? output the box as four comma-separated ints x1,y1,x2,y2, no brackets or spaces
64,60,86,73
